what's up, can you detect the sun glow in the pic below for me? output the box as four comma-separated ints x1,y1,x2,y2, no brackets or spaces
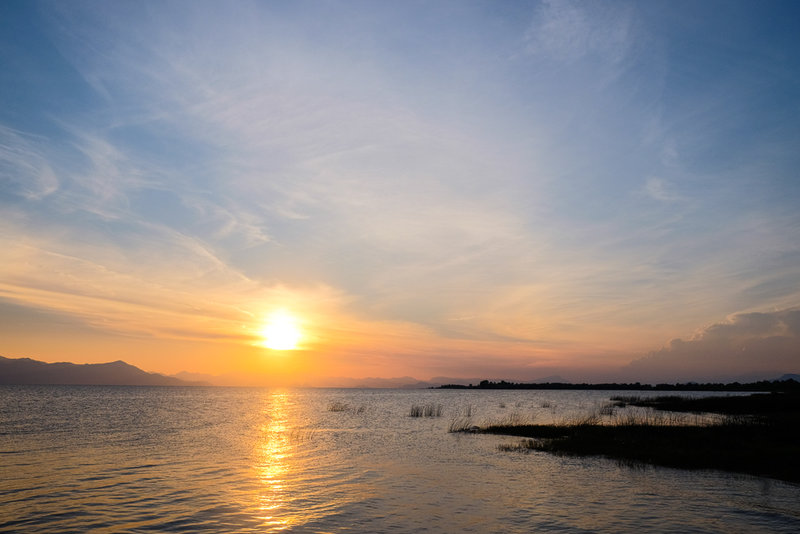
260,311,302,350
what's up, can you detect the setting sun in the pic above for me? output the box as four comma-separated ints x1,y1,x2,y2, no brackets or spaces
260,311,302,350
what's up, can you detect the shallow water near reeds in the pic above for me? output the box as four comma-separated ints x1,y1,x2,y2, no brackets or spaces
1,386,798,533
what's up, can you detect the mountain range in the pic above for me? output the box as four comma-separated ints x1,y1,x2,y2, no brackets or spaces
0,355,208,386
1,355,796,388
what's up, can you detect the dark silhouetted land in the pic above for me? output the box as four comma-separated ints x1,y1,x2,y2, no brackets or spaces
471,391,800,483
440,378,800,391
0,355,208,386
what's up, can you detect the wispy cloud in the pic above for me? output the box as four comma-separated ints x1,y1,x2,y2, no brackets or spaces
0,2,798,380
0,216,344,346
0,125,59,200
524,0,636,70
643,176,681,203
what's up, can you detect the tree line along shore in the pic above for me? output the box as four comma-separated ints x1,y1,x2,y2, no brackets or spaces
439,378,800,392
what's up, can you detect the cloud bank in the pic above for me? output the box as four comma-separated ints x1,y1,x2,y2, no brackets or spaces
625,309,800,382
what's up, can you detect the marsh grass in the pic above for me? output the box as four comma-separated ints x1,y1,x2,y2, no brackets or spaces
497,412,534,426
327,401,349,412
474,393,800,483
447,404,478,432
460,404,474,417
288,429,316,442
448,416,476,433
327,402,367,414
497,439,539,453
598,402,616,416
610,393,800,416
409,403,442,417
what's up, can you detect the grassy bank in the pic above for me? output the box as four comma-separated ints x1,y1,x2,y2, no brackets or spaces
475,393,800,483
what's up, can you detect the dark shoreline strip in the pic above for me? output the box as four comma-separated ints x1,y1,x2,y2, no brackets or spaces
439,378,800,392
479,393,800,483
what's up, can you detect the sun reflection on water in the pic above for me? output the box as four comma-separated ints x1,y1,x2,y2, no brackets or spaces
254,390,296,531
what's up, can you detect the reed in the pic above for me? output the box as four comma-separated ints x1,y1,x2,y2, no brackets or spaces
598,402,616,416
409,403,442,417
474,392,800,483
327,401,349,412
448,416,475,433
328,402,367,414
288,429,316,442
497,439,538,453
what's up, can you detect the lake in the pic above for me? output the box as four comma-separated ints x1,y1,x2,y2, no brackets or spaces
1,386,798,532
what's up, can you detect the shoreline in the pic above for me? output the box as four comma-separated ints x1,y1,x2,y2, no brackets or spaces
471,392,800,483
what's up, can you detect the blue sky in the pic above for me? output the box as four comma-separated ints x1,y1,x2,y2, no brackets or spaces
1,0,798,383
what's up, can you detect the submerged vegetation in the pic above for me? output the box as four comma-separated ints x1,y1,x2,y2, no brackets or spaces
464,392,800,483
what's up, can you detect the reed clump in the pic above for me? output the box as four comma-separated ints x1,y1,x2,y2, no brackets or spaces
473,392,800,483
327,401,349,412
598,402,616,416
447,404,478,432
327,402,367,414
497,439,539,453
448,416,476,433
409,403,442,417
288,429,316,442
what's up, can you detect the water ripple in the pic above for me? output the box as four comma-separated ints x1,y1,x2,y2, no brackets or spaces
2,386,799,533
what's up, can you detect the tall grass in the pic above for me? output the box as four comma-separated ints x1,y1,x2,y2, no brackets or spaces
473,393,800,482
288,429,316,442
409,403,442,417
328,401,349,412
497,439,538,453
448,416,476,433
328,402,366,414
447,404,478,432
598,402,616,416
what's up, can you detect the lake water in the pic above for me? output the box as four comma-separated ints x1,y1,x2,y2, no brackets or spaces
1,386,798,533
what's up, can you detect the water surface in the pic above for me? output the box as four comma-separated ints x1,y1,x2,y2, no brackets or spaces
1,386,798,532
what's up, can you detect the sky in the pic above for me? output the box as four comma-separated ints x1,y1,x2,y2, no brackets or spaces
1,0,799,385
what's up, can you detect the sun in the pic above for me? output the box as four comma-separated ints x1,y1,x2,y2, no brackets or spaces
260,311,302,350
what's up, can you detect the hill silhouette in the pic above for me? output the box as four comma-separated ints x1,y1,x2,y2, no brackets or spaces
0,355,208,386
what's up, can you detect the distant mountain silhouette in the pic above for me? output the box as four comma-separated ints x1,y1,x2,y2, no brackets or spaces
0,355,208,386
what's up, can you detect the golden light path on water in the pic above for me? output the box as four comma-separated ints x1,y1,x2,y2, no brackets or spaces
255,391,294,531
249,389,367,532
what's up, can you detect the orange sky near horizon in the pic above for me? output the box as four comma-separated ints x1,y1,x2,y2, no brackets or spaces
0,285,762,386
